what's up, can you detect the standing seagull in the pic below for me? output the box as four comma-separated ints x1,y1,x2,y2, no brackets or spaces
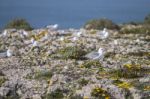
6,49,13,57
59,36,65,41
3,30,8,36
46,24,58,30
98,28,109,39
32,41,39,47
22,30,28,36
72,36,78,42
76,31,82,37
30,38,39,47
0,49,13,58
85,48,105,60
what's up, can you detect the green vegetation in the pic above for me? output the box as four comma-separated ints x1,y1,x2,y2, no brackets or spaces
5,18,33,30
58,46,87,60
80,60,102,69
127,51,150,57
84,18,119,30
91,86,110,99
0,77,6,87
34,70,52,80
0,72,6,87
70,95,83,99
120,26,150,35
44,89,64,99
27,70,52,80
78,78,89,86
110,63,150,79
113,80,133,89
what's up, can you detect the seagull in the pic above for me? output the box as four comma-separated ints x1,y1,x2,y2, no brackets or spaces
85,48,104,60
0,49,13,58
31,38,35,43
32,41,39,47
59,36,64,41
44,33,49,39
72,36,78,42
30,38,39,47
76,31,82,37
136,39,140,43
22,30,28,36
53,24,58,29
3,30,7,36
47,24,58,30
98,28,109,39
6,49,13,57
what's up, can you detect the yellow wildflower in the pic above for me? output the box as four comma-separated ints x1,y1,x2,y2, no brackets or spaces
83,96,89,99
117,82,132,89
144,86,150,91
105,96,110,99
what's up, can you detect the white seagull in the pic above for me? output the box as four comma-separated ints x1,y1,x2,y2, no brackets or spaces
85,48,104,60
3,30,8,36
98,28,109,39
59,36,64,41
0,49,13,58
23,30,28,36
47,24,58,30
76,31,82,37
72,36,78,42
31,38,35,44
30,38,39,47
32,41,39,47
6,49,13,57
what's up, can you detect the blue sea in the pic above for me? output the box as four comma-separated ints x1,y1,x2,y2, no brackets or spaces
0,0,150,29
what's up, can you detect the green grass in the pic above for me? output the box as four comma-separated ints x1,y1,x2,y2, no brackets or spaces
80,60,102,69
43,89,64,99
0,77,6,87
58,46,87,60
91,86,110,99
27,70,52,80
109,64,150,79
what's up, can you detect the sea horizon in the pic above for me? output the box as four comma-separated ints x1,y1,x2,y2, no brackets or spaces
0,0,150,29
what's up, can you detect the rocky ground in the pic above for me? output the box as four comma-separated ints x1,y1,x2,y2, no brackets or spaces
0,25,150,99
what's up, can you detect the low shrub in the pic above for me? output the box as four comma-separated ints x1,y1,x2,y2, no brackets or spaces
120,26,150,35
110,63,150,79
84,18,119,30
58,46,87,60
5,18,33,30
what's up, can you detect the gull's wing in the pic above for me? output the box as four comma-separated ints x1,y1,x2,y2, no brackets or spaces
85,52,99,59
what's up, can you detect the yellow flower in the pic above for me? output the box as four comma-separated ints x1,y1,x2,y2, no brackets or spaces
117,82,132,89
105,96,110,99
83,96,89,99
124,64,132,69
144,86,150,91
